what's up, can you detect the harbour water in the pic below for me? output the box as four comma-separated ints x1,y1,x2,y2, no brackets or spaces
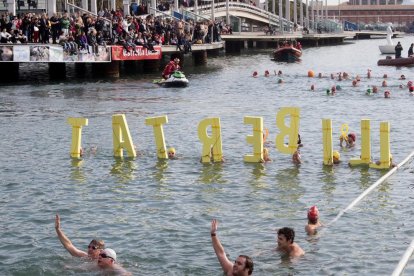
2,36,414,275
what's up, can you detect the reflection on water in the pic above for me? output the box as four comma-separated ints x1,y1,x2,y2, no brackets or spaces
70,159,85,183
249,163,268,190
321,165,337,200
275,168,304,212
110,158,136,183
152,159,169,185
198,163,225,184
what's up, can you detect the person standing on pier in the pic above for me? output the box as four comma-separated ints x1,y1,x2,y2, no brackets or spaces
395,42,403,58
210,219,254,275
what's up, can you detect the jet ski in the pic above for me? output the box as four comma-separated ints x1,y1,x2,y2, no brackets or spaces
154,71,189,87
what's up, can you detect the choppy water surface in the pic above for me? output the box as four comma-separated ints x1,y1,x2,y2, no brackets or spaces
2,36,414,275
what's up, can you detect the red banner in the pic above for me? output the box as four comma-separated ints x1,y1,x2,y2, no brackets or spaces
111,45,162,61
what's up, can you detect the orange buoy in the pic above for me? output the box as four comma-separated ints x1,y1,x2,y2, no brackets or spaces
308,70,315,77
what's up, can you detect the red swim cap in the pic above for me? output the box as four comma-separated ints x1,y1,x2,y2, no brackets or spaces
253,71,258,77
308,206,319,220
410,86,414,92
348,133,356,142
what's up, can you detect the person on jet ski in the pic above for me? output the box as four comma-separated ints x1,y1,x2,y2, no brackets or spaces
162,57,181,79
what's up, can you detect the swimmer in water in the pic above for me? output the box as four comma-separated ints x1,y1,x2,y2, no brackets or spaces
97,248,131,275
252,71,258,78
292,149,302,165
265,70,270,77
382,80,387,87
333,150,341,164
340,133,356,148
367,69,371,79
261,148,271,162
168,147,177,159
305,206,322,235
384,90,391,98
55,214,104,260
277,227,305,258
210,219,254,276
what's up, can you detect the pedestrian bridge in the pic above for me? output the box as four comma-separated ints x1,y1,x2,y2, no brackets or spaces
176,2,295,31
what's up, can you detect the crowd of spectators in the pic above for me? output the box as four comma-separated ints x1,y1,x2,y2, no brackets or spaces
0,5,232,55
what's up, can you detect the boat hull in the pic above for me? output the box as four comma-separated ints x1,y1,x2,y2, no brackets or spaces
164,79,189,87
273,47,302,62
377,56,414,66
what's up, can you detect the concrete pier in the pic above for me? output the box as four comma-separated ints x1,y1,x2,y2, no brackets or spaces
92,61,120,78
143,59,161,73
192,50,207,65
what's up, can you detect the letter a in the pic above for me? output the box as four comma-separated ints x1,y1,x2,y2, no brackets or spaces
112,114,136,158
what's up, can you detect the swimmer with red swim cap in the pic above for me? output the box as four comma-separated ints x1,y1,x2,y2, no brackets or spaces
305,206,322,235
265,70,270,77
340,132,356,148
347,133,356,148
252,71,258,78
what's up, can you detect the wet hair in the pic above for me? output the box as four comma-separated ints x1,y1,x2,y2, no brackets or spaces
278,227,295,243
89,239,105,249
239,255,254,275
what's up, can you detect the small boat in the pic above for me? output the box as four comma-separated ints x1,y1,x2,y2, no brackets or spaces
377,56,414,66
154,71,189,87
379,26,395,54
273,46,302,62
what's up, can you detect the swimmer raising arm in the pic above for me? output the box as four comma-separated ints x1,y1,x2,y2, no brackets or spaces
55,213,104,259
210,219,254,276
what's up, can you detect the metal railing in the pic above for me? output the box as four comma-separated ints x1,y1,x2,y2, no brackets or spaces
186,2,294,31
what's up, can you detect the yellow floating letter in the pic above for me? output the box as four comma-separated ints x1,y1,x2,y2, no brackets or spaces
275,107,300,154
370,122,391,169
198,117,223,163
322,119,333,165
243,116,263,163
67,117,88,158
145,115,168,159
112,114,137,158
349,119,371,166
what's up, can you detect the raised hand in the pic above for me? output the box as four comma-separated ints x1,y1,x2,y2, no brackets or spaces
211,219,218,235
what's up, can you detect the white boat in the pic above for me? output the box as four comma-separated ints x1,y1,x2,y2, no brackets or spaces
379,26,395,54
379,45,396,54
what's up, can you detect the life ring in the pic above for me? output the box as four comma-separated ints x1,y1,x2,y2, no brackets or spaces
340,123,349,140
